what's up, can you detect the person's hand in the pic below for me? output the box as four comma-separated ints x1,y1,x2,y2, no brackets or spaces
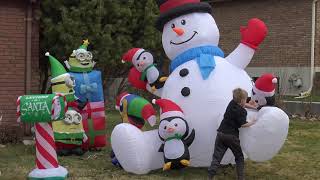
251,118,257,124
249,100,255,105
246,101,258,109
250,100,259,107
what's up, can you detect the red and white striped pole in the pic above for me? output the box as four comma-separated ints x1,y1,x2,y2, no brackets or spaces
34,122,58,169
29,95,65,170
28,95,68,179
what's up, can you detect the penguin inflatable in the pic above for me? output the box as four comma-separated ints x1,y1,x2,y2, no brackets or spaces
251,73,277,109
122,48,168,92
153,99,195,170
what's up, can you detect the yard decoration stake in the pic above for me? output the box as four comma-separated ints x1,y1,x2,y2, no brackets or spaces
34,123,59,168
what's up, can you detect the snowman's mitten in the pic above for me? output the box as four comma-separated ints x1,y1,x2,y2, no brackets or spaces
240,18,268,50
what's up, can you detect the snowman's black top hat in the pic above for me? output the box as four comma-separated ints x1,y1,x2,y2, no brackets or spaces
156,0,212,31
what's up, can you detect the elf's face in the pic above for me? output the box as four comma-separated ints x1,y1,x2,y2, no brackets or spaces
68,49,95,72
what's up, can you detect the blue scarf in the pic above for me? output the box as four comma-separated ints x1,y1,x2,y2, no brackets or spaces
170,45,224,80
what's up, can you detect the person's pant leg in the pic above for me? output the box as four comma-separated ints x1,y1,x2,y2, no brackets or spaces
228,135,245,180
208,133,228,176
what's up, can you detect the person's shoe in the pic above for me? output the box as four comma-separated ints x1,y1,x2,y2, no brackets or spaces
208,174,215,180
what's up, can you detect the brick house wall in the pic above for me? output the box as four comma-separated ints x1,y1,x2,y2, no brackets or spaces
211,0,319,95
0,0,40,134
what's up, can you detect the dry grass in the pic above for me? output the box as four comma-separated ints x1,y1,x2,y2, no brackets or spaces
0,111,319,180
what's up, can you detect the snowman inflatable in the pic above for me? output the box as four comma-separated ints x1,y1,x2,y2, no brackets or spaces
111,0,289,174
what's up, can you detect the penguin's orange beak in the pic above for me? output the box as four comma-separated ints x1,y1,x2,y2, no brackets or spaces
173,27,184,36
167,127,175,133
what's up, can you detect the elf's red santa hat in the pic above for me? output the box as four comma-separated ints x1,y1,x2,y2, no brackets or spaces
152,98,184,120
253,73,278,97
121,48,145,64
156,0,212,31
115,92,130,110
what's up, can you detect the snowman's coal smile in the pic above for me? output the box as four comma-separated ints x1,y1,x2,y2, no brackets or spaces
170,31,198,45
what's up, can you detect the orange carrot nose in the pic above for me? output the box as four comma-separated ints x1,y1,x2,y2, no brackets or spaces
173,27,184,36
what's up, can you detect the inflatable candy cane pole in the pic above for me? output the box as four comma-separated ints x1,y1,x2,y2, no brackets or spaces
17,94,68,180
34,123,59,169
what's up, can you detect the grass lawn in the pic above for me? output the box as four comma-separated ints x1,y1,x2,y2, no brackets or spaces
0,111,319,180
281,95,320,102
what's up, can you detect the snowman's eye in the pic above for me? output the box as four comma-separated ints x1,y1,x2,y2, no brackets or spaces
174,123,178,127
171,23,175,28
164,126,167,129
143,57,146,60
181,19,186,25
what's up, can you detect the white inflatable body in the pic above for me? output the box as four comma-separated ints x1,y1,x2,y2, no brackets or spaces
111,12,289,174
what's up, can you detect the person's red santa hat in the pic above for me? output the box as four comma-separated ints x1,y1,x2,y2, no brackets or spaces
253,73,278,97
152,98,184,120
121,48,145,64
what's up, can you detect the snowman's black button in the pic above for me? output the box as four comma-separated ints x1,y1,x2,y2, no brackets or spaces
181,87,190,97
179,68,189,77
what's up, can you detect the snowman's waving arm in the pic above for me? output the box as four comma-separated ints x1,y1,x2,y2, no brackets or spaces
226,18,268,69
225,44,255,70
185,129,195,147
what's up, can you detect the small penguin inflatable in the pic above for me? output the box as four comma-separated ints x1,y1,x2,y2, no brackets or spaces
122,48,167,92
153,99,195,170
251,73,277,109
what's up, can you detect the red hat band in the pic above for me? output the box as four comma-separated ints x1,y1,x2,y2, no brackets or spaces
160,0,200,13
